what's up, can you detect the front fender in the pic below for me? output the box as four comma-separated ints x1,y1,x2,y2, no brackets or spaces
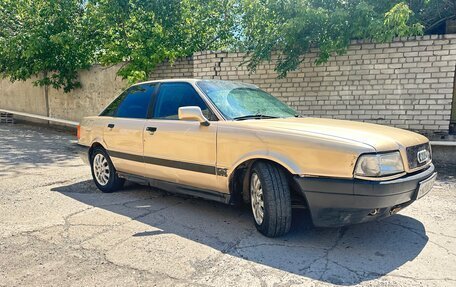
217,123,373,179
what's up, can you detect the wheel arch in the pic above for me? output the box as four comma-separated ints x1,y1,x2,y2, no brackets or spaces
88,141,107,159
228,156,306,206
228,152,302,179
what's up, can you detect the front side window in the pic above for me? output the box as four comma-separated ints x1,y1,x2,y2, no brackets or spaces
196,80,297,120
101,84,155,119
153,83,211,120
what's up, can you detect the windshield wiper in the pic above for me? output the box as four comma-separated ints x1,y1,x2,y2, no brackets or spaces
233,114,279,121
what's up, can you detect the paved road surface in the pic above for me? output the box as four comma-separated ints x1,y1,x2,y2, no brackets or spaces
1,123,455,286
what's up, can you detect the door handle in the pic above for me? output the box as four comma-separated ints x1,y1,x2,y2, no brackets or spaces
146,126,157,133
107,123,115,128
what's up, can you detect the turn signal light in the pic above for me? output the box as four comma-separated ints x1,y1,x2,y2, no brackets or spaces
77,124,81,140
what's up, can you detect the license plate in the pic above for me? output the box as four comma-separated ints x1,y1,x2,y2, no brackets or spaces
417,173,437,199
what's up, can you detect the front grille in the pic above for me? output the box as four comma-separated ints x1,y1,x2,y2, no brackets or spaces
406,143,431,170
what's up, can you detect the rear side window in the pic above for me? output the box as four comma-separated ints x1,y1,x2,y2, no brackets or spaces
101,84,155,118
101,92,126,117
153,83,210,120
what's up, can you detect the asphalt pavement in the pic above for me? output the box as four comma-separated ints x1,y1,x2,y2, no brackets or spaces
1,123,455,286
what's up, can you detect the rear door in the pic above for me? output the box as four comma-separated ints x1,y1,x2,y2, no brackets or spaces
142,82,221,192
101,83,156,176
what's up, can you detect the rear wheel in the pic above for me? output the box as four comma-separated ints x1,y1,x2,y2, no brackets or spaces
250,161,292,237
90,147,124,193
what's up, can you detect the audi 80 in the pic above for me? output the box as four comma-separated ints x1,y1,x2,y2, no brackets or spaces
77,79,436,237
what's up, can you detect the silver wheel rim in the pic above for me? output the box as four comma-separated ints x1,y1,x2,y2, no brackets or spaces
250,172,264,225
93,153,110,186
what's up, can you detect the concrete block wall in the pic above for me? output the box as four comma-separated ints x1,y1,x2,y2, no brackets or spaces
0,75,48,116
49,64,127,122
0,65,126,123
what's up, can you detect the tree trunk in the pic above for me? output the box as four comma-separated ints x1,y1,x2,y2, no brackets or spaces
43,71,50,125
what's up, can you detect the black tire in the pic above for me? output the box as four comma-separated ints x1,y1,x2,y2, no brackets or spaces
90,147,125,193
249,161,292,237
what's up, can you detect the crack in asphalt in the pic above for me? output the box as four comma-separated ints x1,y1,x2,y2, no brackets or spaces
91,201,186,251
385,274,456,282
386,221,456,257
1,201,212,286
0,175,88,196
427,231,456,239
317,227,348,281
2,232,185,286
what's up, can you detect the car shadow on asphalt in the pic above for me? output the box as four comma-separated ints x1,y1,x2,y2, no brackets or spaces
52,180,429,285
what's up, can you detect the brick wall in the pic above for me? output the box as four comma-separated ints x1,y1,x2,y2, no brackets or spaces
150,57,194,80
188,35,456,135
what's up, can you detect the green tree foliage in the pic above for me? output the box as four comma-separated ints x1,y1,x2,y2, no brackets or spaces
90,0,238,84
0,0,453,91
0,0,98,92
239,0,427,77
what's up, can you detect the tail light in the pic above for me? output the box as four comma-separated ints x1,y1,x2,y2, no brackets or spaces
77,124,81,140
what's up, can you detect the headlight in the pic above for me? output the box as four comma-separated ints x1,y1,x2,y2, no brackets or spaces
354,152,404,178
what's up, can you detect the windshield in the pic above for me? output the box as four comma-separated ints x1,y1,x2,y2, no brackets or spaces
196,80,297,120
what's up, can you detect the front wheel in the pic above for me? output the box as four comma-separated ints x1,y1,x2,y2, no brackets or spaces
250,161,292,237
90,147,124,193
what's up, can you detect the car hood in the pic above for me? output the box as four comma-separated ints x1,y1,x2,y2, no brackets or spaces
237,117,428,151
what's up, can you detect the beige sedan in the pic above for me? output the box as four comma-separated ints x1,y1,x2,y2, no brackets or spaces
77,79,436,237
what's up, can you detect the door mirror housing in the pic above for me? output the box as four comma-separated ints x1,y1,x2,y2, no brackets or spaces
178,106,210,126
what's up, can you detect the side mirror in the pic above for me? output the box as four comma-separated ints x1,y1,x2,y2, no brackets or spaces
178,106,210,126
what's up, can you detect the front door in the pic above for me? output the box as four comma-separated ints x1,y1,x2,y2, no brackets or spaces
142,82,220,192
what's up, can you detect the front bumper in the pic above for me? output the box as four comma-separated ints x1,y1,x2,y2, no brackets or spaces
294,164,436,227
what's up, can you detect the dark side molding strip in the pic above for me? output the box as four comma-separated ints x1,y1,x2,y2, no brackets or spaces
107,150,222,176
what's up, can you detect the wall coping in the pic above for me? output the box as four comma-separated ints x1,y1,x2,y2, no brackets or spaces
192,33,456,55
